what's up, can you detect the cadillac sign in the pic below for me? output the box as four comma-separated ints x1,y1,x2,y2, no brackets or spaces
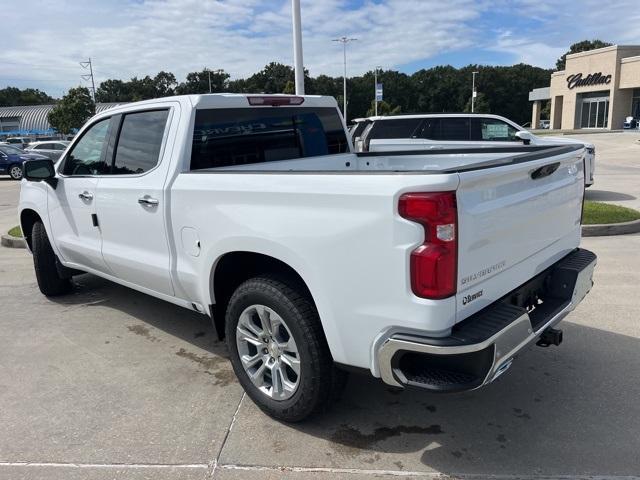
566,72,612,89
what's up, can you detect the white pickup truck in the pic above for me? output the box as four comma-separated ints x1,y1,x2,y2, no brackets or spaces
353,114,596,187
19,94,596,422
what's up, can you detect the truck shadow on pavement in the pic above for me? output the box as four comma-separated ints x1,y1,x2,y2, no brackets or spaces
45,273,640,476
285,321,640,476
585,189,636,201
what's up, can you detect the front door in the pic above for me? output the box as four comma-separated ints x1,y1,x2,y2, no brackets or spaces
47,117,113,273
96,107,175,296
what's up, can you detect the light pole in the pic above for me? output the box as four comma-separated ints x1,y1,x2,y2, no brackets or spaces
374,65,382,116
291,0,305,95
471,71,479,113
333,36,357,122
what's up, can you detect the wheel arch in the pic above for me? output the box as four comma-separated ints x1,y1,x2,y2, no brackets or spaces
209,251,317,341
20,208,42,251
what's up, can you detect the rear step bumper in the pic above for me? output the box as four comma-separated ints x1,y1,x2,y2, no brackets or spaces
377,248,597,392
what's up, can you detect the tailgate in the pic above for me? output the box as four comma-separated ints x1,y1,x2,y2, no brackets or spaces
455,145,585,322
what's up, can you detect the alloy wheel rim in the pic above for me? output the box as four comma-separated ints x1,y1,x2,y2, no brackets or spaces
10,166,21,179
235,304,300,400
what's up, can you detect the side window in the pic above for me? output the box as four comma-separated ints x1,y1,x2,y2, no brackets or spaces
368,119,423,140
54,143,67,151
421,118,471,141
440,118,470,141
471,118,518,141
62,118,111,176
112,110,169,175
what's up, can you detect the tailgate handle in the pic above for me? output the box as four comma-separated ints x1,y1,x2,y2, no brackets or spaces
530,162,560,180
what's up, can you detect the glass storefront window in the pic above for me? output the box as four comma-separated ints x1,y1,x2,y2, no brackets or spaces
580,94,610,128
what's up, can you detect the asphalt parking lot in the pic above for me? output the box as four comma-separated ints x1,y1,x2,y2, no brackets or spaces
1,132,639,479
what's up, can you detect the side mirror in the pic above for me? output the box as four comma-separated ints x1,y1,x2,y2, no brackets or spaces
515,130,533,145
23,158,57,188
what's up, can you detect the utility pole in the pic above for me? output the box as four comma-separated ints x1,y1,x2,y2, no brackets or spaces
291,0,305,95
206,68,212,93
471,70,479,113
374,66,382,116
332,36,357,122
80,58,96,102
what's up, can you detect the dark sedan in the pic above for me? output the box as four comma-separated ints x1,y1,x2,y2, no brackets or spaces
0,144,48,180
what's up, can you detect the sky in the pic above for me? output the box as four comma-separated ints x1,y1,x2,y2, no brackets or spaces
2,0,640,97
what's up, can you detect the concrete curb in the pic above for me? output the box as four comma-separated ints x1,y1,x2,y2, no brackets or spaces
582,218,640,237
1,234,26,249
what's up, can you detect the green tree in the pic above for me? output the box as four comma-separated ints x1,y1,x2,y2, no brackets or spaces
176,69,230,94
0,87,54,106
47,87,95,134
283,80,296,94
153,71,177,97
463,92,490,113
366,100,401,117
556,40,612,70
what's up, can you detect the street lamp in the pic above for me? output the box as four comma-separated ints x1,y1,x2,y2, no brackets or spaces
291,0,305,95
374,65,382,116
333,36,357,122
471,71,479,113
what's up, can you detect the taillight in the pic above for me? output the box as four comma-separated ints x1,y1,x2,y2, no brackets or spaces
247,96,305,106
399,192,458,299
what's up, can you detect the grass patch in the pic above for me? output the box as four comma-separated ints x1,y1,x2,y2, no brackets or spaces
583,201,640,225
7,226,22,238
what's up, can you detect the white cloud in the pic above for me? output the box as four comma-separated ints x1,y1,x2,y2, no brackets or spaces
1,0,639,95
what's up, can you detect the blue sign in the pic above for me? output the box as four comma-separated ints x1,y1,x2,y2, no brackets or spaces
375,83,383,101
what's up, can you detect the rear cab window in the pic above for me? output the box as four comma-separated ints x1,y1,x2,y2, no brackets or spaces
190,107,349,170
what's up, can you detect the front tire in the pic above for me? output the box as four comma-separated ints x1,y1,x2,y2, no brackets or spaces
32,221,72,296
9,164,22,180
225,276,346,422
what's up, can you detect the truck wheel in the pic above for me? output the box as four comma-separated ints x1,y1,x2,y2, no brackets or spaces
225,276,346,422
9,164,22,180
32,221,72,296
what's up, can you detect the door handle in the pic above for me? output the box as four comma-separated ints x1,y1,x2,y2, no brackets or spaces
78,191,93,201
138,195,159,206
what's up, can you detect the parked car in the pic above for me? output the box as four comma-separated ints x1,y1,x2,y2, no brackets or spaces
355,114,596,187
623,116,638,129
539,119,551,129
0,144,48,180
19,94,595,421
25,141,70,161
5,137,32,149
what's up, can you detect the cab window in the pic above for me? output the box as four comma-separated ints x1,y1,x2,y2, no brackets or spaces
112,110,169,174
62,118,111,176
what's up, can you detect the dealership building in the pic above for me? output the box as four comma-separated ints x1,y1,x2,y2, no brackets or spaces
530,45,640,130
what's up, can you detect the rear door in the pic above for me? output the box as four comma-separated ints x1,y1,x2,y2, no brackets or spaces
454,145,585,321
96,106,176,296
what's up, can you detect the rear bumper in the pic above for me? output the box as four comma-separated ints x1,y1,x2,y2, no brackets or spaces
377,248,597,392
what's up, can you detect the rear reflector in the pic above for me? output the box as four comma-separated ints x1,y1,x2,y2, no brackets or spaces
247,96,305,106
399,192,458,299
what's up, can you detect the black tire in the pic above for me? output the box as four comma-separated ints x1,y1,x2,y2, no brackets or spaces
225,275,347,422
9,164,22,180
32,221,72,296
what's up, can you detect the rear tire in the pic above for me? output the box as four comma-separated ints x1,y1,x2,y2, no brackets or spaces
225,275,347,422
32,221,72,296
9,164,22,180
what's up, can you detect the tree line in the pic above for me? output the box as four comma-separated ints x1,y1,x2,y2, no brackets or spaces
0,40,610,134
90,62,552,124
